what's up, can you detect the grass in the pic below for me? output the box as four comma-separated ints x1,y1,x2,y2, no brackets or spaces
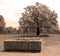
0,34,60,56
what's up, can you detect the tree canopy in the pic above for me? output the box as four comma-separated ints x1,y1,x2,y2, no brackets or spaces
19,2,58,35
0,15,5,33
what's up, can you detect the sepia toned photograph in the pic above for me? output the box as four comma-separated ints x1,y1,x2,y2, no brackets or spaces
0,0,60,56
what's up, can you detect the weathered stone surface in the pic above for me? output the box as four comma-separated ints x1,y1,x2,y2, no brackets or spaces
4,40,16,50
4,38,42,52
16,41,28,51
29,42,41,51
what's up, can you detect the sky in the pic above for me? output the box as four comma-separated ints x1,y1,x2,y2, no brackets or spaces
0,0,60,29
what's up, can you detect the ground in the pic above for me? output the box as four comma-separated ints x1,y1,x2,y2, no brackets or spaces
0,34,60,56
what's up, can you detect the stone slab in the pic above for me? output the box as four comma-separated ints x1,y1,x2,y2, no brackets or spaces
4,37,42,52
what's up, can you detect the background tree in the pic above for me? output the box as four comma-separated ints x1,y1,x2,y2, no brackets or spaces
19,2,58,35
0,15,5,33
4,27,17,34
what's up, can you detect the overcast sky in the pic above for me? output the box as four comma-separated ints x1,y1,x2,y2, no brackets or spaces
0,0,60,29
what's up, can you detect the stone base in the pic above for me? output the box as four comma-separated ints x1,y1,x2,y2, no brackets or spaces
4,37,42,52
